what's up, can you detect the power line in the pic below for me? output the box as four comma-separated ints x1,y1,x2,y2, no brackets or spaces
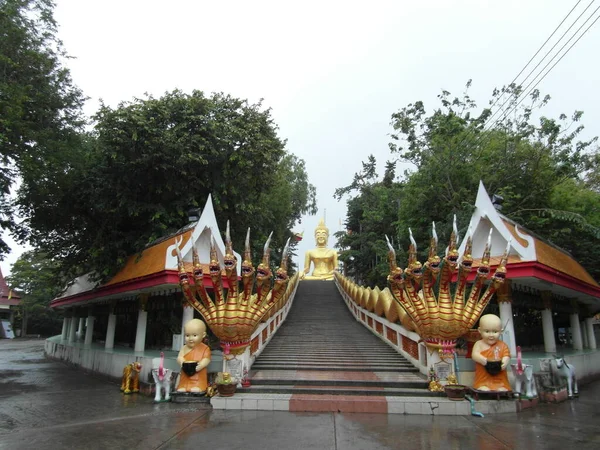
486,0,586,121
493,8,600,128
451,1,599,159
482,1,599,133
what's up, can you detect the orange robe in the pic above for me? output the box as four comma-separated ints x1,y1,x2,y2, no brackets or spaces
473,341,511,391
177,343,211,392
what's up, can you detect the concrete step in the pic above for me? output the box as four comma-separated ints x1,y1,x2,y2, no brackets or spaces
238,385,434,397
250,364,419,372
210,392,520,415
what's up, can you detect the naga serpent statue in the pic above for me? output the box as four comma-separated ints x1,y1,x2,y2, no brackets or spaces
386,218,509,356
175,222,292,355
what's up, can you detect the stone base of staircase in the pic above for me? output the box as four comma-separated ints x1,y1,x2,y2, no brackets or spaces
210,392,521,415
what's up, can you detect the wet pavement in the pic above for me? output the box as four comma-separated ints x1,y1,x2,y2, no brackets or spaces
1,339,600,450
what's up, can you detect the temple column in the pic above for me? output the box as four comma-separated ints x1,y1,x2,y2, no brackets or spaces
581,321,588,348
497,280,517,357
585,317,597,350
61,313,70,341
570,300,583,351
182,303,194,330
105,301,117,350
84,308,95,346
68,315,78,343
77,317,85,339
134,294,149,353
541,291,556,354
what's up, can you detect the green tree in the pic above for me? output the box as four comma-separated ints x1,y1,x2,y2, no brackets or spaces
388,83,600,280
7,250,64,336
334,157,404,287
0,0,85,258
338,82,600,283
20,90,316,280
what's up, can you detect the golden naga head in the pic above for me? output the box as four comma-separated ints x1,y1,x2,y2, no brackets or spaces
459,226,473,271
476,229,493,279
424,222,441,275
274,238,291,286
241,228,255,281
256,231,273,283
385,235,404,286
175,236,190,287
444,216,460,271
405,228,423,282
490,238,511,288
209,236,221,279
175,227,294,355
223,221,237,277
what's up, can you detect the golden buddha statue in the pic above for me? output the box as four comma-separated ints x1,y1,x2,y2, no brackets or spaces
301,219,338,280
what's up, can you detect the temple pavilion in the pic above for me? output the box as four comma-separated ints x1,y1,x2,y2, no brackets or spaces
49,194,241,353
458,182,600,357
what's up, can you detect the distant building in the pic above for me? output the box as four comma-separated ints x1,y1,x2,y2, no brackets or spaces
0,266,21,338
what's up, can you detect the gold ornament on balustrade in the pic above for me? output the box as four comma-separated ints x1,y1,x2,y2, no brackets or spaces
175,222,294,355
337,218,509,357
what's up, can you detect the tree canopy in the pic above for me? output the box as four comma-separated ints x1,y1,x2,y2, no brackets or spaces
7,250,64,335
336,82,600,286
2,0,317,282
17,90,317,280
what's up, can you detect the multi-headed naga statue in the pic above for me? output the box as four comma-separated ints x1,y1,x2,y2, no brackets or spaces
386,219,509,356
176,222,292,355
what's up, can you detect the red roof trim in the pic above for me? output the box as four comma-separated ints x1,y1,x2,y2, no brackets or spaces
50,270,233,308
455,261,600,298
0,299,21,306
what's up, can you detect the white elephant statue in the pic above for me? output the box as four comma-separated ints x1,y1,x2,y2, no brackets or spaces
152,352,173,402
511,364,537,398
550,355,578,399
511,347,537,398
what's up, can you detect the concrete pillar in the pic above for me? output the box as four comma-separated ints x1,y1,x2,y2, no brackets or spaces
77,317,85,339
134,294,149,353
61,316,69,340
585,318,597,350
182,304,194,330
541,291,556,354
570,313,583,351
68,316,78,343
84,313,95,346
105,313,117,350
581,321,588,348
497,280,517,357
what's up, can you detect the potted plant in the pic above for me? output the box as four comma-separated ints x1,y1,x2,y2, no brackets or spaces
215,372,237,397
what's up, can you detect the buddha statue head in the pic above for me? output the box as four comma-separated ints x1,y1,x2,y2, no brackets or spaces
314,218,329,248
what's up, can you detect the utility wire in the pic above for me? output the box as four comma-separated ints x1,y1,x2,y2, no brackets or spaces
451,0,593,153
485,0,586,124
482,1,599,134
491,8,600,129
451,1,598,157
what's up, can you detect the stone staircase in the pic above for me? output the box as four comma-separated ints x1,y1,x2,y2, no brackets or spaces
231,281,445,411
212,280,521,414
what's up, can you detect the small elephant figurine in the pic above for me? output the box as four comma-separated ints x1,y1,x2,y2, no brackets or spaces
151,352,173,402
121,361,142,394
550,355,578,398
510,346,537,398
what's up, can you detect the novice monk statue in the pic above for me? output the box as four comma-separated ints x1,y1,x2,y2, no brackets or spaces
176,319,211,393
301,218,338,280
471,314,511,391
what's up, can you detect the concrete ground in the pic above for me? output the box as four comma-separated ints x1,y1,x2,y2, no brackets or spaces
1,339,599,450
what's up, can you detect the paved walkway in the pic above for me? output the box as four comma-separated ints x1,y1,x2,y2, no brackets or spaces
1,339,599,449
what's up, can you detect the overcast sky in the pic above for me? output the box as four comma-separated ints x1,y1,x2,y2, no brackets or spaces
2,0,599,276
